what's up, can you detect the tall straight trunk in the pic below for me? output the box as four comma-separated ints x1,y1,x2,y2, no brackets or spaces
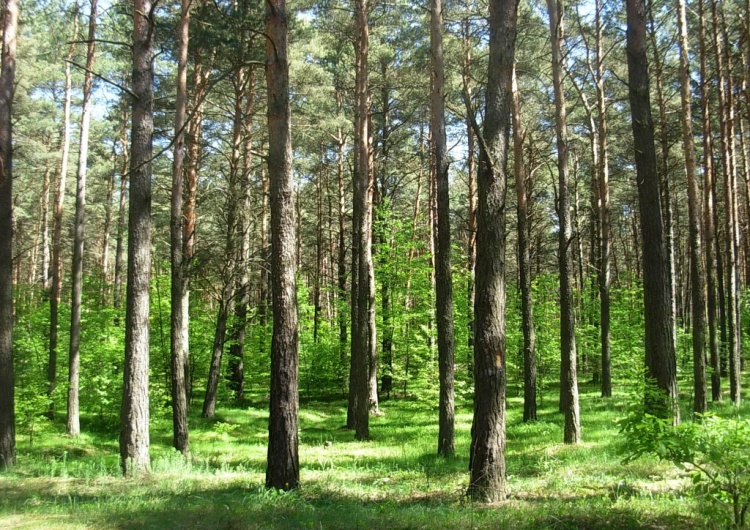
699,0,720,402
648,9,678,358
68,0,97,437
228,68,255,402
712,0,741,404
512,65,536,423
675,0,708,415
120,0,155,475
431,0,455,458
170,0,190,455
314,159,323,343
719,7,742,405
350,0,370,440
547,0,580,444
49,14,79,413
595,0,612,398
467,0,519,502
336,128,348,379
100,148,116,282
265,0,299,490
626,0,680,423
113,128,128,311
41,164,51,290
367,153,378,415
0,0,18,470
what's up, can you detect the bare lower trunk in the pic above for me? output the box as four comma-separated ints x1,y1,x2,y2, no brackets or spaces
68,0,97,437
265,0,299,490
547,0,580,443
0,0,18,469
675,0,707,415
627,0,679,423
512,65,536,423
120,0,154,475
467,0,518,502
170,0,190,455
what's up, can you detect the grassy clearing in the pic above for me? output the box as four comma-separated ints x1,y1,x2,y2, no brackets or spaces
0,382,746,529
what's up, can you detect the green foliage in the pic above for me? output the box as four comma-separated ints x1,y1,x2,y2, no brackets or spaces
621,408,750,527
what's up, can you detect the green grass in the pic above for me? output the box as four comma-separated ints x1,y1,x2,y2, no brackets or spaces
0,382,746,529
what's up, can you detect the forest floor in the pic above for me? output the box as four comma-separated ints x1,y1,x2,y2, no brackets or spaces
0,380,748,529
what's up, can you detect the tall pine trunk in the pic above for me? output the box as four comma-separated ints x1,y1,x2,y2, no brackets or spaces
467,0,519,502
120,0,155,475
170,0,190,455
265,0,300,490
68,0,97,437
626,0,679,423
0,0,18,470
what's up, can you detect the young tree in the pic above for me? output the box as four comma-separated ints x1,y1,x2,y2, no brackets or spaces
430,0,455,458
68,0,98,437
170,0,190,455
265,0,300,491
626,0,679,422
467,0,520,502
0,0,18,470
547,0,580,444
120,0,155,475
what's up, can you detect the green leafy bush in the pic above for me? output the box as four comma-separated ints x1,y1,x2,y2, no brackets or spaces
621,410,750,527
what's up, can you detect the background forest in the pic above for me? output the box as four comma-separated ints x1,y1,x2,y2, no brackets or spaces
0,0,749,527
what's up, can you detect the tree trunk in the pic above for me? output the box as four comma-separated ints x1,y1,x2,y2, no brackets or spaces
675,0,708,415
41,164,51,290
113,112,129,311
349,0,371,440
336,127,348,389
626,0,679,423
430,0,455,457
68,0,97,437
463,12,476,363
594,0,612,399
170,0,190,455
265,0,299,490
698,0,720,402
547,0,580,444
467,0,519,502
512,65,537,423
120,0,155,475
49,14,79,415
100,148,115,283
0,0,18,470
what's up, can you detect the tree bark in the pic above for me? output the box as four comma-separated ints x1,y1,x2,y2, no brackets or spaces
349,0,371,440
120,0,154,475
265,0,299,490
0,0,18,470
467,0,519,502
626,0,680,423
68,0,97,437
675,0,708,415
595,0,612,399
170,0,190,455
547,0,580,444
49,12,79,415
431,0,455,457
512,64,537,423
698,0,720,402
